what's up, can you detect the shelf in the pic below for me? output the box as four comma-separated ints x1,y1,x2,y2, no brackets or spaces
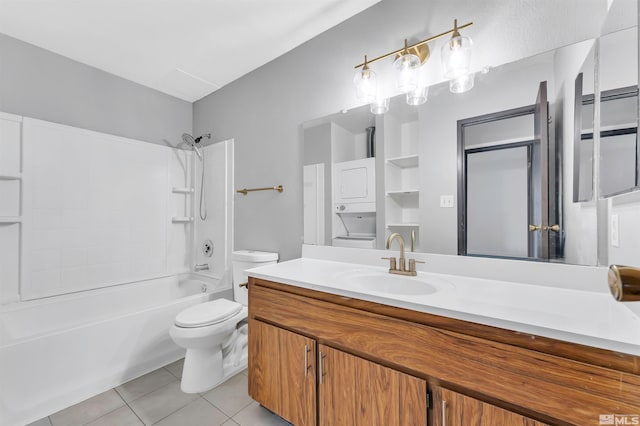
386,189,419,196
171,217,194,223
0,173,21,180
0,217,22,224
386,154,419,168
172,187,195,194
386,223,419,228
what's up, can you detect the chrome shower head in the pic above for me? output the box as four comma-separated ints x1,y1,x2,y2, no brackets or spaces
182,133,203,159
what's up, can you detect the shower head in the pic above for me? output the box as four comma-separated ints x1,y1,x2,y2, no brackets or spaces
181,132,211,160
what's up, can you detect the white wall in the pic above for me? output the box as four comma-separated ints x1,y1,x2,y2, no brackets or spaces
193,0,610,261
609,191,640,265
0,34,191,146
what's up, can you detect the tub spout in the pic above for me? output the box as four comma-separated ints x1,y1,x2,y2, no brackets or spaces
195,263,209,272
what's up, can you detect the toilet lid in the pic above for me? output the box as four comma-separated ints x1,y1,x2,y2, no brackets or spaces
175,299,243,328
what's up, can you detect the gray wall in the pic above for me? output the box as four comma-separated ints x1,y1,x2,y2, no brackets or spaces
0,33,192,145
193,0,606,261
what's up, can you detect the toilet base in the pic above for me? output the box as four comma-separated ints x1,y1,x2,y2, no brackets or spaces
179,331,248,394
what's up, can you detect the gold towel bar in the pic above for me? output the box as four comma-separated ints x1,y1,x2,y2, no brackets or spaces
237,185,284,195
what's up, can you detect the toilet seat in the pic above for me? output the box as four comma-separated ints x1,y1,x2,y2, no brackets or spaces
175,299,242,328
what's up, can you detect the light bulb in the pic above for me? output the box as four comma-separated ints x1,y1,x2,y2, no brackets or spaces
393,53,420,93
442,34,473,83
354,66,377,103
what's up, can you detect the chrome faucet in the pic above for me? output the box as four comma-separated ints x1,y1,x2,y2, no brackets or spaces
383,233,423,276
194,263,209,272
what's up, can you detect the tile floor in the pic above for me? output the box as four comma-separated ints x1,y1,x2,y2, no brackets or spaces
28,359,291,426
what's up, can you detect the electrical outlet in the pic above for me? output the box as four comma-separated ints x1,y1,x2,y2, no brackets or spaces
440,195,454,208
611,214,620,247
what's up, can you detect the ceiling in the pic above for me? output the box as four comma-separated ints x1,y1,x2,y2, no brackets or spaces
0,0,380,102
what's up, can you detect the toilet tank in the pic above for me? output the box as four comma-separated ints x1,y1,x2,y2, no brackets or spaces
232,250,278,305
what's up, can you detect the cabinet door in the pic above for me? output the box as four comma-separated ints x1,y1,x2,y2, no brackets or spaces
248,319,316,426
318,344,426,426
433,387,549,426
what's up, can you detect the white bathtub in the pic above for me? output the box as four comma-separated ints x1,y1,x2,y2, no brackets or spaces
0,273,230,426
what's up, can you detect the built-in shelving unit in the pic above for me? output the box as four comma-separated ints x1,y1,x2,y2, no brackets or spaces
383,107,420,249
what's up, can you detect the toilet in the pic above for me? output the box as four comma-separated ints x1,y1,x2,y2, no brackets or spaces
170,249,278,393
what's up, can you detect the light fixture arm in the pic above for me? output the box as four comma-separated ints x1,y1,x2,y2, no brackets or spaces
354,20,473,69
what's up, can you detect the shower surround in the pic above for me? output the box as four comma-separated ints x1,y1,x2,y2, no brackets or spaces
0,114,234,426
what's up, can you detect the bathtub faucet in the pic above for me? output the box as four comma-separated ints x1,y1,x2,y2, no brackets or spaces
194,263,209,272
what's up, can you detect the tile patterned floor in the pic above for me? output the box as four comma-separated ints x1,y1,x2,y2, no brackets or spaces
28,359,291,426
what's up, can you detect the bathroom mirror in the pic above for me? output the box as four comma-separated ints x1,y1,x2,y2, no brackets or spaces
573,43,596,202
302,4,637,267
597,26,639,198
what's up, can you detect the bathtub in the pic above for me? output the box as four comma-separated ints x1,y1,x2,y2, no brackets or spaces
0,273,230,426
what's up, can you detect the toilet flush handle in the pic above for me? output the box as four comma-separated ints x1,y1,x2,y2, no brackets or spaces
239,282,248,288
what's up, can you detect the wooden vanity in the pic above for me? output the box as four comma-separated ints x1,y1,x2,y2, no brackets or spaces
248,277,640,426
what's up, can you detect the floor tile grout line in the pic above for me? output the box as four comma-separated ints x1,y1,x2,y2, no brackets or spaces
114,374,179,405
144,395,207,426
123,399,147,426
199,396,233,424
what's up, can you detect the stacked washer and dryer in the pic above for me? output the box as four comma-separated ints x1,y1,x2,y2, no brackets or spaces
170,250,278,393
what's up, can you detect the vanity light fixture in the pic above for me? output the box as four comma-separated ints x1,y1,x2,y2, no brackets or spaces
393,40,421,93
441,19,474,93
353,19,474,112
353,55,377,103
370,97,390,115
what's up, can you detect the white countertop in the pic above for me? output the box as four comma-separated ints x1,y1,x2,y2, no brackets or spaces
248,256,640,356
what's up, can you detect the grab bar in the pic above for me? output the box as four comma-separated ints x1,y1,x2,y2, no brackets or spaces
236,185,284,195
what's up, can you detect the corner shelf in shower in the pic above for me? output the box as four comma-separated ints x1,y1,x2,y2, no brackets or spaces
171,217,194,223
0,172,22,180
172,187,195,194
0,217,22,224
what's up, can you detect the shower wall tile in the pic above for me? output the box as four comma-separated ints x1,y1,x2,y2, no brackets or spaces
0,180,20,216
20,117,191,300
0,112,22,175
0,223,20,303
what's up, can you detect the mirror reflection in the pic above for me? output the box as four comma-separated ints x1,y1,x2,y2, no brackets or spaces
302,16,637,267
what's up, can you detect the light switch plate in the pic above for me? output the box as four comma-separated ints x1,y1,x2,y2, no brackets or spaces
611,214,620,247
440,195,454,208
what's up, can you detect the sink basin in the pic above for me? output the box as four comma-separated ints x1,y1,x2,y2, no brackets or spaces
333,269,452,296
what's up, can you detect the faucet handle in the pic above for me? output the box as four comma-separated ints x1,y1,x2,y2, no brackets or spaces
408,259,425,274
381,257,397,271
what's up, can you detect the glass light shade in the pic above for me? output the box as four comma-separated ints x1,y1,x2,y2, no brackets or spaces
406,86,428,106
354,67,377,103
448,72,475,94
370,97,389,115
441,35,473,80
393,53,421,93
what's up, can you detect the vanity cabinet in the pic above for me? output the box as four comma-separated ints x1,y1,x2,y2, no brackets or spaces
248,318,427,425
248,277,640,426
432,387,548,426
318,344,426,425
248,319,316,426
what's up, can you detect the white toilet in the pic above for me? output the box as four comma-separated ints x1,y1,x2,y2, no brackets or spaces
170,250,278,393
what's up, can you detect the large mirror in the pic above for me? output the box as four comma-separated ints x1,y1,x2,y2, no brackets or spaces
302,3,637,267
